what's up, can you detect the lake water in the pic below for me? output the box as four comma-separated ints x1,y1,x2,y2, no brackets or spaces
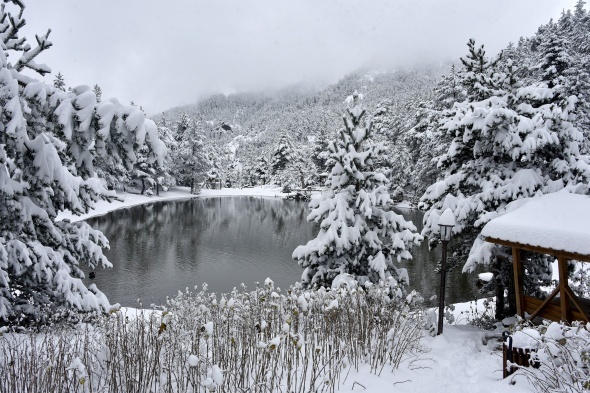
85,197,479,307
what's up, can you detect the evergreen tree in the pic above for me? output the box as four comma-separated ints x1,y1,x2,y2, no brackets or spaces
173,116,208,194
270,133,293,185
293,93,422,293
420,41,590,317
538,25,572,91
133,144,156,195
0,1,166,323
311,127,330,177
53,71,66,91
433,64,466,110
459,38,503,101
92,83,102,103
254,155,270,185
371,99,407,186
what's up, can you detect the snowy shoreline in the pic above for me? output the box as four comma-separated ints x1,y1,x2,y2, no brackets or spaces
57,185,293,223
58,186,417,223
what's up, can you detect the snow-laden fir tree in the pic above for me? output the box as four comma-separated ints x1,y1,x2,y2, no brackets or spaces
538,24,572,91
293,93,422,293
53,71,66,91
371,99,412,193
0,1,166,324
270,133,293,185
420,39,590,316
172,116,208,194
311,127,331,177
92,83,102,103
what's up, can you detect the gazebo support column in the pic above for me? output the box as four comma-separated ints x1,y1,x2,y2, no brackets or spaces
512,247,525,318
558,256,570,321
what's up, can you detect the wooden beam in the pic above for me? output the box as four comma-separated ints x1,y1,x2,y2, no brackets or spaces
527,287,560,321
564,285,590,323
484,237,590,263
558,257,570,322
512,247,525,318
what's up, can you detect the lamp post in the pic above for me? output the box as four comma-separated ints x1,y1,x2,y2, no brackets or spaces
437,208,455,335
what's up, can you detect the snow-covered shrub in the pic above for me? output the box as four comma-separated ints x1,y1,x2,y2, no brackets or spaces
509,321,590,392
0,281,425,392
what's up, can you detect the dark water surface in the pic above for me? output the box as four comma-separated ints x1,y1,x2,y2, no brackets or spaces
85,197,478,306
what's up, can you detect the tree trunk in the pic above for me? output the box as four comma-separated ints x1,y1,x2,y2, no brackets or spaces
141,178,145,195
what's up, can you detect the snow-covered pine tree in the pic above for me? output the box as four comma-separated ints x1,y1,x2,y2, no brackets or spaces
133,144,157,195
53,71,66,91
293,93,422,293
154,117,176,193
311,127,331,177
254,155,270,185
270,133,293,185
459,38,503,101
92,83,102,103
433,64,466,110
538,25,572,91
403,100,444,197
420,40,590,317
371,99,412,192
173,116,208,194
0,1,166,324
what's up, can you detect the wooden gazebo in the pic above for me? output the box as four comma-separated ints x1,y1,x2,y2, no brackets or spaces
481,192,590,323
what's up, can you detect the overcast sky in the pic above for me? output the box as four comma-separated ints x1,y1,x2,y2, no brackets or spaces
21,0,579,115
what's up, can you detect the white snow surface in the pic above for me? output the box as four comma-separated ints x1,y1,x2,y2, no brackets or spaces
481,192,590,257
438,207,456,226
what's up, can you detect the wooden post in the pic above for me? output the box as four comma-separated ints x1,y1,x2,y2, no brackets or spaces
512,247,525,318
558,256,570,322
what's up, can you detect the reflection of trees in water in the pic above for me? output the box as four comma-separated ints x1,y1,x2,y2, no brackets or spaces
89,197,317,272
86,199,477,305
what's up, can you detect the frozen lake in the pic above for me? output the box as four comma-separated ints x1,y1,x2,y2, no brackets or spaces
85,197,478,307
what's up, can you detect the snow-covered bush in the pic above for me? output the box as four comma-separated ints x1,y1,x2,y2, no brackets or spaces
509,321,590,392
0,281,425,392
293,93,422,292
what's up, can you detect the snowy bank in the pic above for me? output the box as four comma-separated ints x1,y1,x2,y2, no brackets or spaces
57,186,301,223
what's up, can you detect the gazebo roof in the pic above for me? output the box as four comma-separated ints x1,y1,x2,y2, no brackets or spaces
482,192,590,262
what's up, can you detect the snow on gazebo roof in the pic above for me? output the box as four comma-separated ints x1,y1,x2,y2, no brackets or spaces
481,192,590,260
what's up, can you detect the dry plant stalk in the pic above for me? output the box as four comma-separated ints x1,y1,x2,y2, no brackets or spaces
0,281,426,392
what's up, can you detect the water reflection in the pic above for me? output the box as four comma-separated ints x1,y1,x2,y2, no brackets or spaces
85,198,478,307
394,208,478,306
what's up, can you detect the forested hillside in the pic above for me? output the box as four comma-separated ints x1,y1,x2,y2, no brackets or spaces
154,66,445,195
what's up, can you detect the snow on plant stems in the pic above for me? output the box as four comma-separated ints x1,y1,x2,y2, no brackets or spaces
0,280,425,392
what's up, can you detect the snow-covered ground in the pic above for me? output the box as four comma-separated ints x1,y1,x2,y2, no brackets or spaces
336,326,522,392
53,187,534,391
